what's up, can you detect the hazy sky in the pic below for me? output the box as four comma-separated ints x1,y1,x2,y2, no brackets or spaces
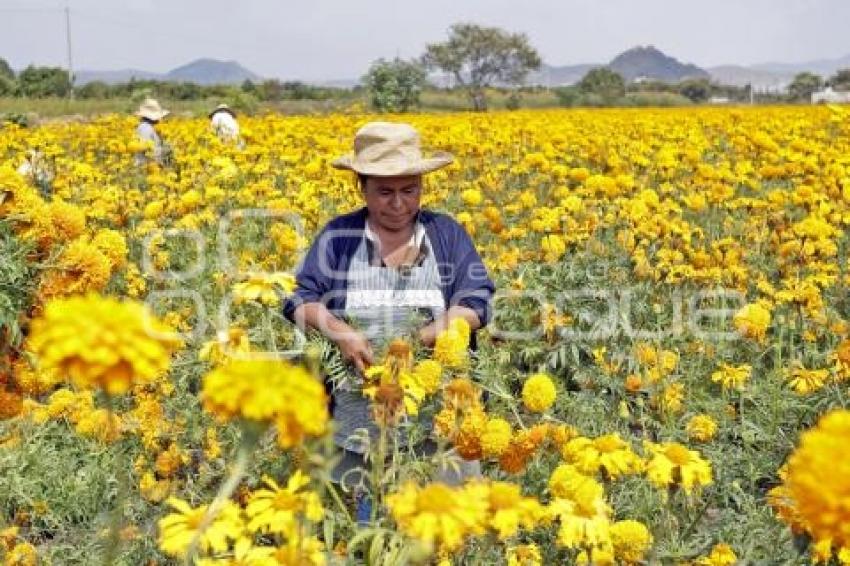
1,0,847,80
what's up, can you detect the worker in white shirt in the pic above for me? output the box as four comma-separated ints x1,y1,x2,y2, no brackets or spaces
209,104,240,143
135,98,170,166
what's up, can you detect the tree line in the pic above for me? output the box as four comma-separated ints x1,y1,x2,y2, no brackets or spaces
5,23,850,112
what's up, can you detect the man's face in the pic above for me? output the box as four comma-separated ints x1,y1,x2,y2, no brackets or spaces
362,174,422,232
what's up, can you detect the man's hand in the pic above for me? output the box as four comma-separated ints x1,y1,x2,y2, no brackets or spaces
335,330,374,375
418,305,482,348
294,302,374,375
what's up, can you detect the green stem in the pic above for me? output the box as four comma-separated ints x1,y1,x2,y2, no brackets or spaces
371,423,388,524
184,423,259,564
102,398,127,566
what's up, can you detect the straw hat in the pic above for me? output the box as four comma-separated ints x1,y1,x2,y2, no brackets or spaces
135,98,169,121
209,103,236,118
332,122,453,177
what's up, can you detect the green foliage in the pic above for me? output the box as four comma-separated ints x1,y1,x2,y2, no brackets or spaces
0,57,14,80
827,68,850,90
678,78,712,103
0,75,16,97
17,66,71,98
364,58,428,113
789,72,824,101
422,23,541,111
0,219,37,354
578,67,626,101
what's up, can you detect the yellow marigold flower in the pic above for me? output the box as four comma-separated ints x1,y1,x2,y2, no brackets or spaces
412,359,442,395
158,497,244,559
387,481,487,552
199,327,252,365
12,359,60,397
201,359,328,447
733,302,771,342
610,519,652,563
31,199,86,250
6,541,38,566
659,349,678,374
785,409,850,547
541,234,567,263
75,408,122,443
659,382,685,415
204,427,222,461
560,434,644,479
549,423,579,446
196,538,276,566
634,342,657,366
710,363,751,391
625,373,643,392
38,238,112,300
576,545,615,566
481,417,513,457
443,377,479,409
155,442,187,478
687,414,719,442
643,441,712,495
0,389,23,420
272,533,327,566
522,372,557,413
232,272,296,306
468,480,544,540
454,406,487,460
434,319,470,370
785,365,829,394
91,228,128,269
461,187,483,206
547,493,612,550
695,543,737,566
28,294,181,395
506,543,542,566
245,470,323,535
548,464,605,504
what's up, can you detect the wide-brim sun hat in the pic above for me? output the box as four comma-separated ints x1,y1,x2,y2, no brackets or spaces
209,103,236,118
332,122,453,177
135,98,169,121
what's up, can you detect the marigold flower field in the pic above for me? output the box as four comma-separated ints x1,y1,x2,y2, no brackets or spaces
1,105,850,564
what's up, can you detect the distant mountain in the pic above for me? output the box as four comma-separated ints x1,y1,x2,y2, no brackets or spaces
608,45,708,82
75,58,261,85
165,58,260,85
750,54,850,79
706,65,792,89
530,46,709,86
526,63,599,86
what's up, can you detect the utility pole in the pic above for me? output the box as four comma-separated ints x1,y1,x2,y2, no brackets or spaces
65,5,74,99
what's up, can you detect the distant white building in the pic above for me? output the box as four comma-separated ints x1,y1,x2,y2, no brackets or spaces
708,96,730,104
812,86,850,104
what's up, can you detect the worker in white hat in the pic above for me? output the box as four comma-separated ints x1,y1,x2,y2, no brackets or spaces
284,122,494,520
209,103,240,143
135,98,169,165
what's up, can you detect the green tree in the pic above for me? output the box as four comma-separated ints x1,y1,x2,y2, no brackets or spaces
422,23,541,111
827,68,850,90
17,66,71,98
578,68,625,102
0,57,14,81
364,58,428,112
789,72,823,101
678,78,712,103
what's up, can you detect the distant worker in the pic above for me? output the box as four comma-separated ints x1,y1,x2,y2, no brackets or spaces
135,98,170,165
209,103,240,143
17,148,54,196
